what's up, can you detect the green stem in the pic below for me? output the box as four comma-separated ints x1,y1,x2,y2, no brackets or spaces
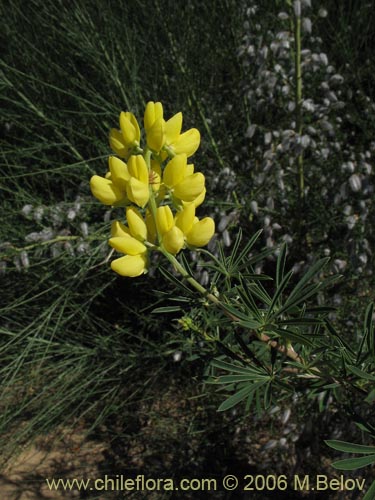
293,7,304,204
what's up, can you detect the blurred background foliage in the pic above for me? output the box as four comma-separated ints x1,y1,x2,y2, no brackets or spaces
1,0,375,497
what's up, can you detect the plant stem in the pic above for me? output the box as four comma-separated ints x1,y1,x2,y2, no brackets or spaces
293,6,304,205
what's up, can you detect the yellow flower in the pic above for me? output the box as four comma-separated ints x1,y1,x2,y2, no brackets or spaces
162,154,205,205
109,111,141,159
175,204,215,247
109,207,149,277
164,112,200,157
90,156,129,206
126,155,150,208
144,101,166,152
156,205,184,254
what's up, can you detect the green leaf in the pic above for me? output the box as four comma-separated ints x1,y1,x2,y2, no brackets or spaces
365,302,375,355
271,327,314,347
237,277,262,320
211,359,252,375
347,365,375,382
365,388,375,403
249,282,272,307
325,440,375,454
331,454,375,470
276,243,287,288
278,317,323,326
266,269,294,320
218,380,267,412
217,374,269,384
219,303,261,329
152,306,182,313
363,479,375,500
229,229,263,271
287,258,329,303
211,359,265,376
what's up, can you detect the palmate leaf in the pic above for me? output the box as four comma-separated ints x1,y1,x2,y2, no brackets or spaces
237,277,262,320
218,379,268,412
286,258,329,303
227,228,263,272
211,358,267,377
219,303,262,329
266,269,294,321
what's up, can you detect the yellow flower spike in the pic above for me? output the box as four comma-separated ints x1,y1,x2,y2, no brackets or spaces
156,205,174,235
175,203,195,234
165,112,183,145
163,154,187,188
126,206,148,241
109,235,147,256
108,156,130,190
186,217,215,247
162,226,184,254
173,172,205,202
111,220,130,237
172,128,200,157
111,254,147,277
147,117,166,152
119,111,140,146
144,101,164,131
90,175,126,206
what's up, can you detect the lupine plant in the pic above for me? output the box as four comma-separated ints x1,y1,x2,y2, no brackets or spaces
90,101,375,495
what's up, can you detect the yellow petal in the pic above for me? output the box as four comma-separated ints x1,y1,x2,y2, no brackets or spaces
150,160,161,192
175,203,195,234
162,226,184,254
129,112,141,143
109,156,130,190
163,154,187,188
165,112,182,145
172,128,200,157
90,175,124,205
109,129,128,158
173,172,205,202
120,112,137,146
156,205,174,235
126,206,148,241
186,217,215,247
111,220,130,237
126,177,149,207
186,163,194,175
147,117,166,152
144,101,164,131
111,254,147,277
109,235,146,255
127,155,148,184
192,187,206,207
